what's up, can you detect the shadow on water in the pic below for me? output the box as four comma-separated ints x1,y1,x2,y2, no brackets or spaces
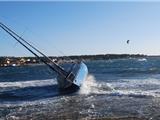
0,85,77,102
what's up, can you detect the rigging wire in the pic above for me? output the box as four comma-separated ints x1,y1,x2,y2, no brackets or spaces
0,22,69,77
0,16,74,62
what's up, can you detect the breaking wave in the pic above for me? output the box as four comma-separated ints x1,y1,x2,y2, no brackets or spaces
137,58,147,62
0,79,56,88
0,79,56,91
79,74,160,98
110,78,160,97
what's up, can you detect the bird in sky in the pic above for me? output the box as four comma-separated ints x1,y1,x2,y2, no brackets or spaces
127,40,130,44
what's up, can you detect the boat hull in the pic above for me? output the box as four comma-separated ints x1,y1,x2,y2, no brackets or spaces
57,62,88,91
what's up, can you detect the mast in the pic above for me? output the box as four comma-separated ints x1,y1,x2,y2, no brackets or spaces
0,22,69,78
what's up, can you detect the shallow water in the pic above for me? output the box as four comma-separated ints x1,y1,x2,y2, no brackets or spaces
0,57,160,119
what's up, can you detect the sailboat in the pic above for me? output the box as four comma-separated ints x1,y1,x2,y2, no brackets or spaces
0,22,88,92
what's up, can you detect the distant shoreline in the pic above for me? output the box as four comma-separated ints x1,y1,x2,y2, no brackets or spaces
0,54,149,67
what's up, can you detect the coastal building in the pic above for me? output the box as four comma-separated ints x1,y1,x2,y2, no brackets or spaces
27,59,31,62
20,58,26,65
33,59,37,63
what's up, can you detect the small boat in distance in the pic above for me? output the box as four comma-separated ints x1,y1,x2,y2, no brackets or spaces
0,22,88,92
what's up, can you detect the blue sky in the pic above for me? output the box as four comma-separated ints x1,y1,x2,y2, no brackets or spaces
0,2,160,56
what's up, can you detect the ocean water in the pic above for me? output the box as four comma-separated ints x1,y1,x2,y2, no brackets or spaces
0,57,160,120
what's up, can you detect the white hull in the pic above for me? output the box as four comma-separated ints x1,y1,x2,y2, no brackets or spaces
57,62,88,90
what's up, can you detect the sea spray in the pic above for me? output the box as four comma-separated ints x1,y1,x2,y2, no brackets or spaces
79,74,114,94
79,74,97,94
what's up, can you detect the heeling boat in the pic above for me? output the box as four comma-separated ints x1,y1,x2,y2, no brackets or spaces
57,61,88,92
0,22,88,92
